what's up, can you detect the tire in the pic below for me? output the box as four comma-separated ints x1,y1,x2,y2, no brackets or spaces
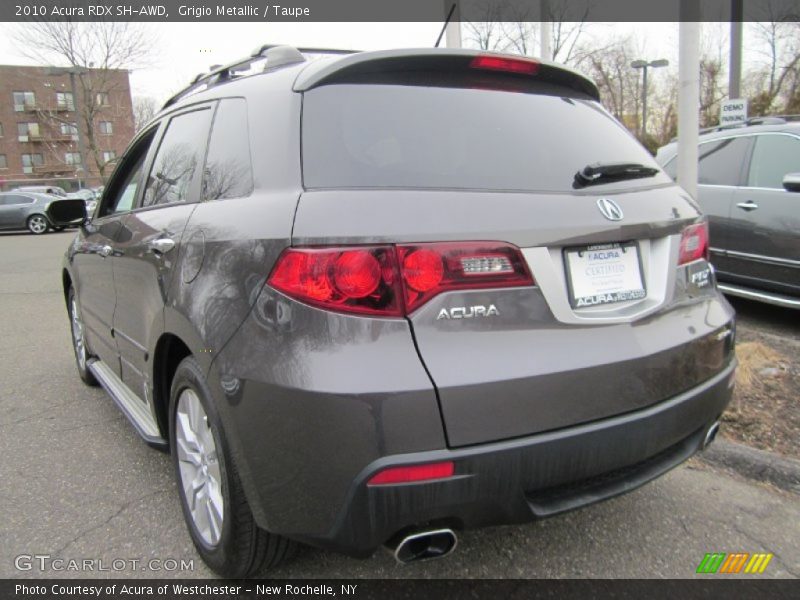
67,287,98,386
169,356,294,577
27,214,49,234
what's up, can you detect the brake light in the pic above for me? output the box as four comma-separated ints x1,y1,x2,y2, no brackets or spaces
470,55,540,75
367,461,455,485
267,242,534,317
678,222,709,265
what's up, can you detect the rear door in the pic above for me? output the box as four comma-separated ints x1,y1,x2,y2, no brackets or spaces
0,194,33,227
112,105,214,401
727,132,800,295
694,135,753,271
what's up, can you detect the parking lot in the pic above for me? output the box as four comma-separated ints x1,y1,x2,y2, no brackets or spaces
1,230,798,579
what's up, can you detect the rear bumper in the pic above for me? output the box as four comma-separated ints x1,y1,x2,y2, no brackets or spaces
293,359,736,557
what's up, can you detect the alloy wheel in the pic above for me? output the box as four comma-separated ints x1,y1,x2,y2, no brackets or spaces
28,215,48,234
175,389,224,547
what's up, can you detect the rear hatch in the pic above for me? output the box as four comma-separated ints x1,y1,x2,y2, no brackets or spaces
294,51,730,447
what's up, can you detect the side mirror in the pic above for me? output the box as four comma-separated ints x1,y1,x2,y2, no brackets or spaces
47,198,88,226
783,173,800,192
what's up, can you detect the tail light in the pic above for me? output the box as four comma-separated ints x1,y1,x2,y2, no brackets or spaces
678,222,709,265
267,242,534,317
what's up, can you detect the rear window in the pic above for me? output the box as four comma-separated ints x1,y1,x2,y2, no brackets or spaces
302,84,669,192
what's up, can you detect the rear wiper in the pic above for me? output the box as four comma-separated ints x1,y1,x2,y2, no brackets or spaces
574,162,660,188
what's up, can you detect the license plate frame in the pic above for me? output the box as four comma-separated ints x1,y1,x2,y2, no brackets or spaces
564,241,647,308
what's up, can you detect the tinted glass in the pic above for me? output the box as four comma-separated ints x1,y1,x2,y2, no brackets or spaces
100,129,157,217
143,109,212,207
1,195,32,205
748,134,800,189
697,136,750,186
202,98,253,200
303,85,668,192
663,157,677,180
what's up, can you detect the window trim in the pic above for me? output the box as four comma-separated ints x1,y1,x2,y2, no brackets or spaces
135,104,215,213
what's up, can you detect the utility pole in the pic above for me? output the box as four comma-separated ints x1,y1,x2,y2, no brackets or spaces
631,59,669,140
540,0,551,60
444,1,461,48
677,2,701,200
729,0,743,98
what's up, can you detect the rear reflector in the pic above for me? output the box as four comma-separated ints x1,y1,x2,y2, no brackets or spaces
470,55,540,75
268,242,534,317
678,222,709,265
367,461,455,485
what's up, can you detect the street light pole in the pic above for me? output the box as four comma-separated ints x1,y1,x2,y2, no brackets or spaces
630,59,669,142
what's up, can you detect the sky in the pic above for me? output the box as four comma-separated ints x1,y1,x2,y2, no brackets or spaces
0,21,687,104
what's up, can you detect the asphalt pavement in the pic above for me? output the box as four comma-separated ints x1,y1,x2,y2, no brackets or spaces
0,230,798,579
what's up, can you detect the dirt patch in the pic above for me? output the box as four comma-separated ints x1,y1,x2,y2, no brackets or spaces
721,331,800,461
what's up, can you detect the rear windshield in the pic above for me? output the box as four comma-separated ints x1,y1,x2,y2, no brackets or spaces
302,84,669,192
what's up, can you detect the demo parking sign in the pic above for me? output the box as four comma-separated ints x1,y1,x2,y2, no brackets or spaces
720,99,747,125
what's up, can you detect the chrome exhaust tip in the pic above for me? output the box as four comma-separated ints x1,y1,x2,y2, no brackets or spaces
703,421,720,449
390,528,458,564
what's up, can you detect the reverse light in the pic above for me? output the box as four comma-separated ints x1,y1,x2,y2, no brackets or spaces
678,222,709,265
367,461,455,485
470,55,540,75
267,242,534,317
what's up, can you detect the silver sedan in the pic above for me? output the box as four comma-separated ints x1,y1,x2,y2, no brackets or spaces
0,192,61,234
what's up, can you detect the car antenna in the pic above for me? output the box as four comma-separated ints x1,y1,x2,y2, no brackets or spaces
435,2,457,48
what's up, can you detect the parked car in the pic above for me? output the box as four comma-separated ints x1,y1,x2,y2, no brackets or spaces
656,117,800,308
0,191,62,234
58,47,736,578
13,185,67,197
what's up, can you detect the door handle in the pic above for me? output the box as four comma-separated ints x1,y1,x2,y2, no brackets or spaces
736,201,759,211
149,238,176,255
98,245,113,258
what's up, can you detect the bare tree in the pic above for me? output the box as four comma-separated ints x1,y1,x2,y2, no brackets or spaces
13,21,156,181
747,12,800,115
132,96,158,132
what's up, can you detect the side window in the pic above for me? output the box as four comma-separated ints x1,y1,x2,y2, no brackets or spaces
1,195,29,205
697,137,751,186
203,98,253,201
99,129,157,217
747,134,800,189
143,108,212,208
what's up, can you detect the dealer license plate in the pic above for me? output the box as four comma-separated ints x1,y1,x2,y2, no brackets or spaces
565,242,646,308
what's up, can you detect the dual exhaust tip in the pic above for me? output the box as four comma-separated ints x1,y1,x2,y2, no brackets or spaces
703,420,721,450
388,528,458,564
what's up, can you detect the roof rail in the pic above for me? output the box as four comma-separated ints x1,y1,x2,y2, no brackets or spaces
161,45,359,110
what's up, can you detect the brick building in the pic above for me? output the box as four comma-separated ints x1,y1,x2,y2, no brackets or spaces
0,65,135,191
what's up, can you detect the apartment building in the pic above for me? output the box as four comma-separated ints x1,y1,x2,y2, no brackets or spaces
0,65,135,191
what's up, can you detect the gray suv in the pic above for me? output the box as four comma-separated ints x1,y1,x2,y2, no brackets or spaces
656,117,800,309
59,47,736,577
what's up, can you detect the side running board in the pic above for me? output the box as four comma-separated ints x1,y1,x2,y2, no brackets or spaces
717,283,800,309
88,359,167,448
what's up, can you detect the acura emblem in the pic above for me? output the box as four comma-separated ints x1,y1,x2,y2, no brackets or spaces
597,198,624,221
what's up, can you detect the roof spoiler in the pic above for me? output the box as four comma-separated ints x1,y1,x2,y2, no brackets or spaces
293,48,600,100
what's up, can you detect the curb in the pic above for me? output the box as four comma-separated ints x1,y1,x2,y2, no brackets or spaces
698,438,800,494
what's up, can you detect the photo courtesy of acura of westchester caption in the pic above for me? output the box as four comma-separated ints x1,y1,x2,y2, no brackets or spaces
52,45,736,578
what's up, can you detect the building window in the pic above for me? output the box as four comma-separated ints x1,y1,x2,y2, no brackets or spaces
102,150,116,163
13,91,36,111
21,153,43,173
0,155,7,169
56,92,75,111
65,152,82,166
60,122,79,138
0,122,4,137
17,122,41,139
96,92,110,106
99,121,113,135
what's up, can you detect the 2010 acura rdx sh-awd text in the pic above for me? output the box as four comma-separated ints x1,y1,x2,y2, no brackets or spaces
57,46,736,577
